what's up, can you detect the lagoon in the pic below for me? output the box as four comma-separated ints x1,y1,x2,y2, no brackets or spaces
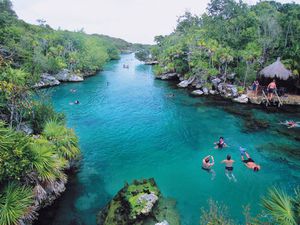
36,54,300,225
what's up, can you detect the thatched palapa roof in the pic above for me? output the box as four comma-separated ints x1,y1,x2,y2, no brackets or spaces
259,57,292,80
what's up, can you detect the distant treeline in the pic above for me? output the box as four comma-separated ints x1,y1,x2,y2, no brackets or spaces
150,0,300,86
0,0,144,82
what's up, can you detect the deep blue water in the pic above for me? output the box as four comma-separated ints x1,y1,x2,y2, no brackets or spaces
36,54,300,225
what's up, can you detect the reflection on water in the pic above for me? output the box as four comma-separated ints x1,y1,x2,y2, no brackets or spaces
36,54,300,225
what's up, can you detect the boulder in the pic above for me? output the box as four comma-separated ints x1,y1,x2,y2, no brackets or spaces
211,78,221,89
160,73,178,80
195,82,203,89
97,179,180,225
54,69,83,82
33,73,60,88
202,87,209,95
191,90,203,96
18,123,33,135
209,90,216,95
233,94,249,104
138,193,158,215
177,80,189,88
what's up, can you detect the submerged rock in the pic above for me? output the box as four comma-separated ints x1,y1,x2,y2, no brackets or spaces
97,178,180,225
155,221,169,225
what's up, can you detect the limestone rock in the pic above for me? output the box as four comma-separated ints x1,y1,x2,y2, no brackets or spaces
233,94,249,104
177,80,189,88
33,73,60,88
202,87,209,95
209,90,216,95
160,73,178,80
138,193,158,215
54,69,83,82
191,90,203,96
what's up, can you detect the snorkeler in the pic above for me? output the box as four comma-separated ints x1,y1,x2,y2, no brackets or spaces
202,155,216,180
241,151,260,172
279,120,300,129
221,155,236,182
214,137,227,149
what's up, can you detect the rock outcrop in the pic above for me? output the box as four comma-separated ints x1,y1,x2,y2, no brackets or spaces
54,69,83,82
97,178,180,225
233,94,249,104
33,73,60,88
156,73,178,80
191,90,204,96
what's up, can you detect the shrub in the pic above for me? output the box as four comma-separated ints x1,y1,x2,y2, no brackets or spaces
0,182,34,225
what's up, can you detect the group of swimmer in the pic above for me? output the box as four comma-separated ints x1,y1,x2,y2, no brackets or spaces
202,137,261,181
69,89,80,105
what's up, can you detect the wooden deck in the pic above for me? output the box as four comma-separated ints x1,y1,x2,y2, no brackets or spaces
247,91,300,106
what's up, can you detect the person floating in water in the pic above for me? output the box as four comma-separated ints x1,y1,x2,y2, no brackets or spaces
280,120,300,129
166,93,175,98
241,151,260,172
70,88,77,93
202,155,216,180
74,100,80,104
221,155,236,182
214,137,227,149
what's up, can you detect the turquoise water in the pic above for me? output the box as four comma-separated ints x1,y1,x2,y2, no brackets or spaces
37,54,300,225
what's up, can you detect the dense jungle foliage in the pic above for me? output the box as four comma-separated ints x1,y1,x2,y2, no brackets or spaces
0,1,138,224
151,0,300,87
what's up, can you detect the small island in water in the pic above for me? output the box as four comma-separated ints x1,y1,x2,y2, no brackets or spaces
1,0,300,225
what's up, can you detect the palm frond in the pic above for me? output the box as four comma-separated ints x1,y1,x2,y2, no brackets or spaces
0,183,33,225
262,187,297,225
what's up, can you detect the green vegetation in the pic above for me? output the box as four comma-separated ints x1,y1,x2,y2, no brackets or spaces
200,187,300,225
152,0,300,87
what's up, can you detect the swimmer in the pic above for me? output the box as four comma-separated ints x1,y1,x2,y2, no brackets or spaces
279,120,300,129
74,100,80,104
202,155,216,180
221,155,236,182
241,151,261,172
166,93,175,98
70,89,77,93
214,137,227,149
239,147,246,156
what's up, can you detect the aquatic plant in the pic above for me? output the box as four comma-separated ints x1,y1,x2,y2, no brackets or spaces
200,199,235,225
0,182,34,225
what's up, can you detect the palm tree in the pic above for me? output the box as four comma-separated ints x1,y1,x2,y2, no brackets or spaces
0,182,34,225
262,187,297,225
29,138,67,183
43,120,80,161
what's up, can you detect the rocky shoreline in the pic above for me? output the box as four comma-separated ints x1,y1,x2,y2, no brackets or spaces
33,69,98,88
156,72,300,106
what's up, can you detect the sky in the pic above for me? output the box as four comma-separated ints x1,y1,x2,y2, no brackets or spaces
12,0,300,44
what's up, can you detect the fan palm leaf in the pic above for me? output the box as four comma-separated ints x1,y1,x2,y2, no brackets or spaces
43,120,80,160
29,138,67,183
262,188,296,225
0,183,33,225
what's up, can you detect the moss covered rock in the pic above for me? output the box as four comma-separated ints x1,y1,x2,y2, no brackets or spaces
97,178,180,225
